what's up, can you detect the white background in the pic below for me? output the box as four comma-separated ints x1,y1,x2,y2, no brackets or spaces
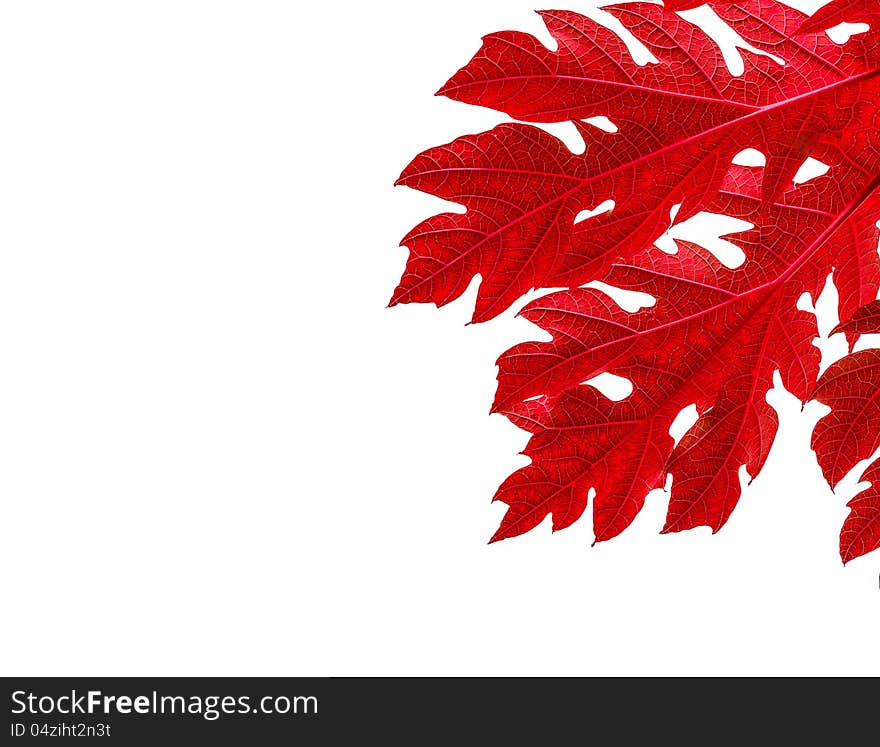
1,0,877,676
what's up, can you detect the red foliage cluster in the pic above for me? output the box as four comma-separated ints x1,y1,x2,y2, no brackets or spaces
392,1,880,563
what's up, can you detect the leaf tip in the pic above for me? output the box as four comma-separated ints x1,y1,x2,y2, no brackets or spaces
839,542,857,566
387,287,404,308
488,528,507,545
435,74,459,98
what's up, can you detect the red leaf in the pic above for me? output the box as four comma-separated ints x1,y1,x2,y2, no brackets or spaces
392,1,880,561
841,461,880,564
797,0,880,34
832,298,880,336
439,2,875,122
811,349,880,489
493,172,880,541
394,1,879,322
